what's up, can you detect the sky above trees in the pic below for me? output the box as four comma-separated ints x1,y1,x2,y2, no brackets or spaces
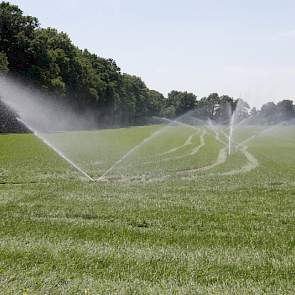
10,0,295,107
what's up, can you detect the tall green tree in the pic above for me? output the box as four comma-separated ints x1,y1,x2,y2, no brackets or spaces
199,93,220,119
166,90,197,117
147,90,165,116
276,100,294,121
0,2,39,74
0,51,8,73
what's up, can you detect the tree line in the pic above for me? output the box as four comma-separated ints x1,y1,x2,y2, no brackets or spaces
0,1,295,129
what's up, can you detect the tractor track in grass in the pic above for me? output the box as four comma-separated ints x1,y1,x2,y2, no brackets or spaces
104,126,229,182
149,127,259,181
100,126,262,183
217,126,285,176
210,128,259,176
176,127,229,175
149,124,226,170
159,130,200,156
143,129,207,165
217,144,259,176
190,129,206,155
132,127,229,182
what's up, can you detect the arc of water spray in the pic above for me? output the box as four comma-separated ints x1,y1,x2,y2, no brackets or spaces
228,111,235,155
97,126,170,181
17,118,94,182
98,112,199,180
157,116,200,130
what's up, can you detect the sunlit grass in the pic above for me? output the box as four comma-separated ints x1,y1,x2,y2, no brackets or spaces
0,125,295,293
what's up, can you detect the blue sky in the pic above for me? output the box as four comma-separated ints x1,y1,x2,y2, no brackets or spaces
12,0,295,107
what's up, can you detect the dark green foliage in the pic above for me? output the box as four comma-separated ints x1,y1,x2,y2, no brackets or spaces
0,99,29,132
276,100,295,121
197,93,237,123
0,2,165,125
165,90,197,117
199,92,220,119
0,2,39,73
0,51,8,72
251,100,295,125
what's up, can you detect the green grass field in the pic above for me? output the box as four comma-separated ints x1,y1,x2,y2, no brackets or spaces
0,124,295,294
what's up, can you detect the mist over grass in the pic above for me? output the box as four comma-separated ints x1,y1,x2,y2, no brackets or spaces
0,75,101,132
1,74,293,183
